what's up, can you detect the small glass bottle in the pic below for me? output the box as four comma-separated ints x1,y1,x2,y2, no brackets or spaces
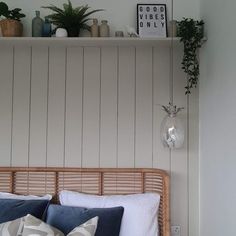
42,16,52,37
99,20,110,37
32,10,44,37
91,18,99,37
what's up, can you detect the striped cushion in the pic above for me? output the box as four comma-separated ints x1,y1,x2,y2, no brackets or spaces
0,215,98,236
0,217,24,236
67,217,98,236
23,214,63,235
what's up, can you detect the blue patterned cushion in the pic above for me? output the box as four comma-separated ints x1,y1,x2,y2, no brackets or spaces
0,199,49,223
46,204,124,236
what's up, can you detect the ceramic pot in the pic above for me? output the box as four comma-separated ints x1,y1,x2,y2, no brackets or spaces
99,20,110,37
67,27,80,37
0,19,23,37
55,28,68,37
91,18,99,37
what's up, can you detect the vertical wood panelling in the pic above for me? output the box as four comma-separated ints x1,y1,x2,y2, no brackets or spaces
82,47,100,167
65,47,83,167
153,46,171,171
0,46,13,166
117,47,135,167
29,46,48,166
135,47,153,167
171,45,188,235
11,46,31,166
47,47,66,167
0,44,199,236
100,47,118,167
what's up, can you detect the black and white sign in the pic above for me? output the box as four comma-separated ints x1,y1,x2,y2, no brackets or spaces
137,4,167,37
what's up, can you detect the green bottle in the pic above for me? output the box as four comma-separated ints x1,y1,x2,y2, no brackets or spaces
32,11,43,37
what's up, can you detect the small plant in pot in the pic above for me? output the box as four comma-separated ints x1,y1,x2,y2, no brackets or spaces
177,18,204,94
42,0,103,37
0,1,25,37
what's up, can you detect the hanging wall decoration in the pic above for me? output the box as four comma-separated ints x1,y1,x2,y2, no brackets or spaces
161,103,184,149
137,4,167,37
160,0,185,149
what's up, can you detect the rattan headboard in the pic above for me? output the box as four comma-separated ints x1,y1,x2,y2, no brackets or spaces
0,167,170,236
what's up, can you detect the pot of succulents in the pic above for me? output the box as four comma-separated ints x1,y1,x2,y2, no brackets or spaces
0,1,25,37
42,0,103,37
177,18,204,94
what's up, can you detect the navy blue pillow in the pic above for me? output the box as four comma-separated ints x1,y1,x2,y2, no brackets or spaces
46,204,124,236
0,199,49,223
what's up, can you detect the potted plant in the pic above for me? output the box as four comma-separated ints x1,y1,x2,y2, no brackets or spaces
0,1,25,37
177,18,204,94
42,0,103,37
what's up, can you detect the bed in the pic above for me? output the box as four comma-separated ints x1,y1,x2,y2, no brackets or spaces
0,167,170,236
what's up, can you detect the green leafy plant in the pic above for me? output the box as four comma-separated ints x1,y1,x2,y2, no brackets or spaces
42,0,103,37
178,18,204,94
0,2,25,21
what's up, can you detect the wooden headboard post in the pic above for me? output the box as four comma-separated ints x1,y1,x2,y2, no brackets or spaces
0,167,170,236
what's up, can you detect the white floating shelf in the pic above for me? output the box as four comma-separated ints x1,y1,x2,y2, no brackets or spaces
0,37,182,47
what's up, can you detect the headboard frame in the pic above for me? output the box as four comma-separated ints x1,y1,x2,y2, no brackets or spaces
0,167,170,236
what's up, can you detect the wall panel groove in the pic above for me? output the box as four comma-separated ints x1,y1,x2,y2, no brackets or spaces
116,46,119,168
29,46,48,166
0,46,13,166
27,47,32,168
153,46,170,170
135,46,153,167
117,47,135,167
12,46,31,166
65,47,83,167
63,48,68,168
82,47,100,167
100,47,118,167
45,47,50,168
47,47,66,167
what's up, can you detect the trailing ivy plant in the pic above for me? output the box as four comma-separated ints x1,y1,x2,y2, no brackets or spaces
178,18,204,94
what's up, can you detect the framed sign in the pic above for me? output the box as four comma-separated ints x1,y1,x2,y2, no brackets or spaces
137,4,167,38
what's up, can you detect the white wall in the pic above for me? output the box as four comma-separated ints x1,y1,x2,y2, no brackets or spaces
1,1,202,235
4,0,200,36
200,0,236,235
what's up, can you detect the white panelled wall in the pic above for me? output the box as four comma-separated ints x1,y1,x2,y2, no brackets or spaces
0,44,198,236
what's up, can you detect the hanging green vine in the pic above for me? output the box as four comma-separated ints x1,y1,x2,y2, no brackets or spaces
178,18,204,94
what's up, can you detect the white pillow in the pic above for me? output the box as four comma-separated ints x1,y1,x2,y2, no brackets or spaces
59,190,160,236
0,192,52,200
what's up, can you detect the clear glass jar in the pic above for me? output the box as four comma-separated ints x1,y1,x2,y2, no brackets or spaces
161,113,184,149
91,18,99,37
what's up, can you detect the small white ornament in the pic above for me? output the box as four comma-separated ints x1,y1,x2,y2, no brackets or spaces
126,25,139,37
55,28,68,37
